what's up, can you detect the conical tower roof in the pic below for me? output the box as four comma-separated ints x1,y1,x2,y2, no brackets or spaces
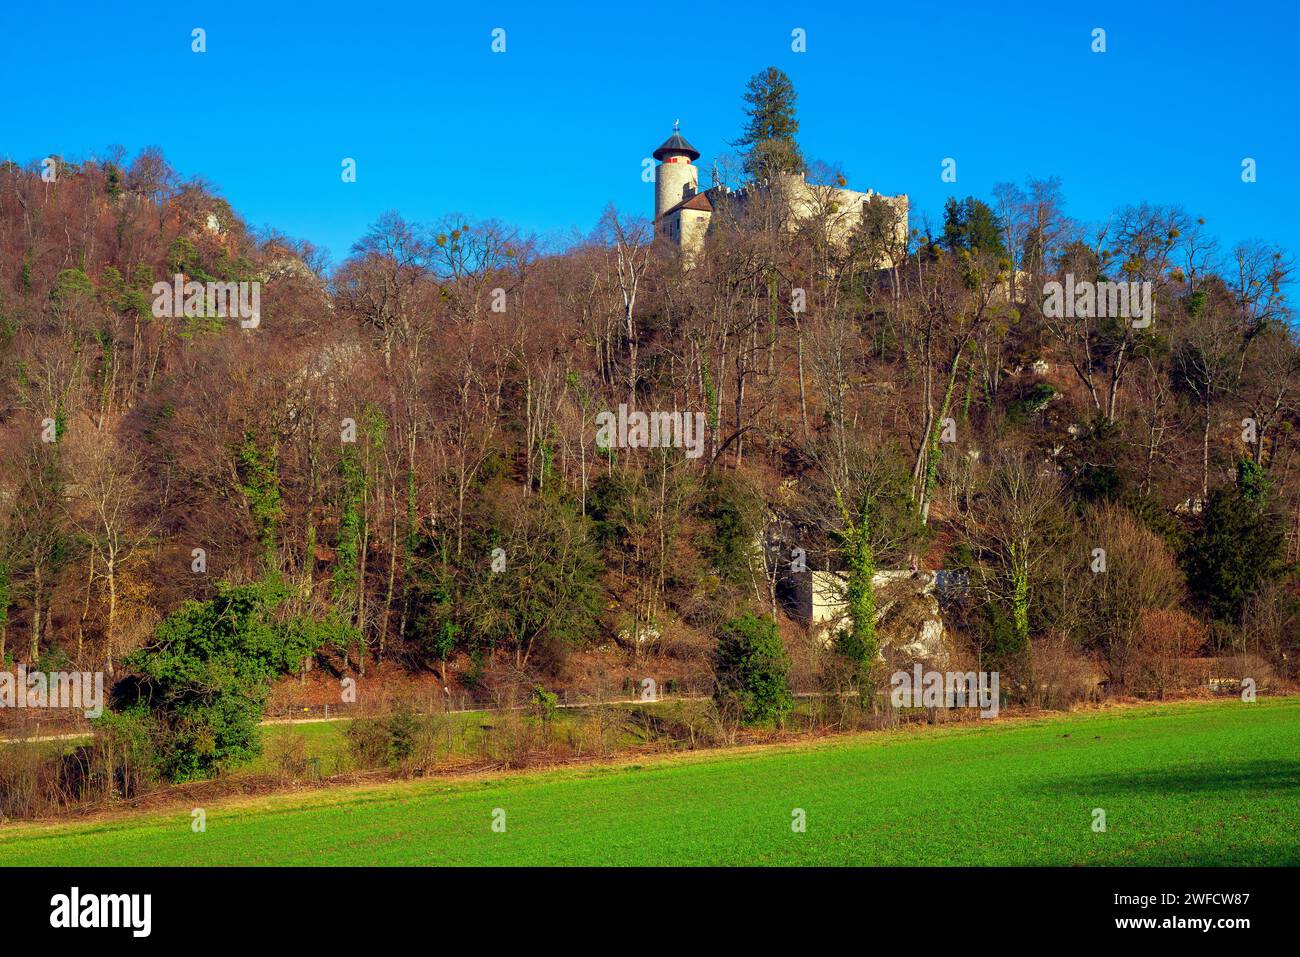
653,128,700,162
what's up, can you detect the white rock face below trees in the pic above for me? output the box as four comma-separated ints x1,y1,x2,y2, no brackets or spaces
789,569,951,666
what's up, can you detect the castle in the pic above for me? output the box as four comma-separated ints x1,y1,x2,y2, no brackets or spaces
652,125,909,264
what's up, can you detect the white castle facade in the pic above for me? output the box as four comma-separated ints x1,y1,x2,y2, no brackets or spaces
651,125,909,265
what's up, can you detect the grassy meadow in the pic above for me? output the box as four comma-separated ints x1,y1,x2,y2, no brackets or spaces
1,697,1296,866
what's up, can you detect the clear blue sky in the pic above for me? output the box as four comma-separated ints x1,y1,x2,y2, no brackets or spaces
3,0,1297,269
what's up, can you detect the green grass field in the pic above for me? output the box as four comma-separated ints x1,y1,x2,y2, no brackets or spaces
2,698,1296,865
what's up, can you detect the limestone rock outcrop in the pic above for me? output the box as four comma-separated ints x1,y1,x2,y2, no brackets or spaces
786,569,952,666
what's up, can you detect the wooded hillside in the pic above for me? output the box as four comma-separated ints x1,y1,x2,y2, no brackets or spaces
2,86,1297,715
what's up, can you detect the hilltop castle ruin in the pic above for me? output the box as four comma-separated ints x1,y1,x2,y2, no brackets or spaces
651,125,909,265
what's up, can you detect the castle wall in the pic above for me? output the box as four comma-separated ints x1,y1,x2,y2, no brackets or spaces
708,175,909,268
777,176,909,266
678,208,711,262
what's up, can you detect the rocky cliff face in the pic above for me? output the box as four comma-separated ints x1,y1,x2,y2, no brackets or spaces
787,569,952,666
872,571,949,667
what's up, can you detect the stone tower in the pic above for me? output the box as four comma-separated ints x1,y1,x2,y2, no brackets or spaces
653,123,700,224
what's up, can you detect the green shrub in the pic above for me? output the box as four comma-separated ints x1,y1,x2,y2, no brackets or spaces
713,613,793,725
387,705,418,766
1184,461,1286,623
529,685,558,723
119,578,328,782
